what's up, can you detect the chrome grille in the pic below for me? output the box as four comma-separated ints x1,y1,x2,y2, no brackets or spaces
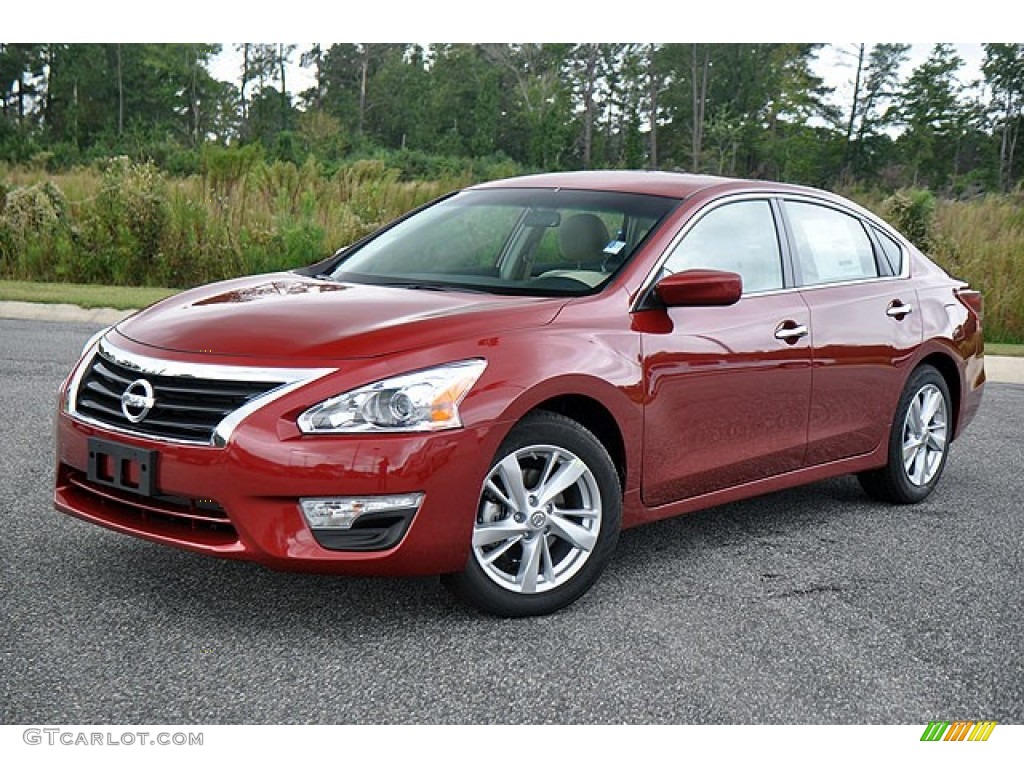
75,350,282,443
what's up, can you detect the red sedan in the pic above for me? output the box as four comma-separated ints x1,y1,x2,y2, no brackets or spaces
54,171,985,616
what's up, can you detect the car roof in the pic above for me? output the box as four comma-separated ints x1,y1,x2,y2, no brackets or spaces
471,170,815,200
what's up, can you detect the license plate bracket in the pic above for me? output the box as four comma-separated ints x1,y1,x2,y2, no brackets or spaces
86,438,158,497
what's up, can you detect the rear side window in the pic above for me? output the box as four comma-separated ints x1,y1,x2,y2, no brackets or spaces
785,201,879,286
873,226,904,275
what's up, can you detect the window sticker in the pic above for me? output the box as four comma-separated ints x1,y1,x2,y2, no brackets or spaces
603,240,627,255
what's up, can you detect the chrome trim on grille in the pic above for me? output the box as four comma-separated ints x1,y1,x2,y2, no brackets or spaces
65,343,100,417
96,337,325,383
211,376,327,448
67,337,336,447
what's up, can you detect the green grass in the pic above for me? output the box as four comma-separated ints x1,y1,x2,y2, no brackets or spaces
0,280,177,310
987,342,1024,358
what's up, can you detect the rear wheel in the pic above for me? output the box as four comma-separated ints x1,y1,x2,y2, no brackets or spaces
443,411,621,617
858,365,952,504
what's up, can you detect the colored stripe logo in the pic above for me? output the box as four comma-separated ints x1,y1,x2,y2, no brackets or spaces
920,720,997,741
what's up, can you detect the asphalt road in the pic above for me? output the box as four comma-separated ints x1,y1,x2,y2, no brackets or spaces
2,317,1022,725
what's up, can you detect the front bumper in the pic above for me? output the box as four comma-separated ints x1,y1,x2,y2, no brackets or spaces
54,405,495,577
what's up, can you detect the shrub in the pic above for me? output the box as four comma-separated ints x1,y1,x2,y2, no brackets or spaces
882,188,937,253
0,180,72,280
82,157,170,284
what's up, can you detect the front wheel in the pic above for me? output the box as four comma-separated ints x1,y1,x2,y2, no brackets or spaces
858,365,952,504
442,411,621,617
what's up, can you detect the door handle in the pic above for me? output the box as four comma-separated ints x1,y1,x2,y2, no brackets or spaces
886,301,914,319
774,322,809,342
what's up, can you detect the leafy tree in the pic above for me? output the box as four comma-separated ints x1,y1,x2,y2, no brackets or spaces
363,45,428,150
242,44,297,142
893,44,970,188
843,43,910,179
565,43,602,168
480,44,575,169
424,45,501,157
983,43,1024,189
654,44,836,181
0,44,45,123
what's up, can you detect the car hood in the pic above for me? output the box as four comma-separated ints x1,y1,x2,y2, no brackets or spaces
114,273,568,359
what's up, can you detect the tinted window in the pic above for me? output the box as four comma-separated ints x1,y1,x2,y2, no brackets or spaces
873,226,904,275
662,200,783,293
785,201,878,285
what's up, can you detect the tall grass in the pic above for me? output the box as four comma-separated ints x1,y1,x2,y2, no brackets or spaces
933,197,1024,343
858,188,1024,343
0,156,461,289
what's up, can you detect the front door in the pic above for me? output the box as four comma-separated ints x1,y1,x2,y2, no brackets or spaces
640,198,812,507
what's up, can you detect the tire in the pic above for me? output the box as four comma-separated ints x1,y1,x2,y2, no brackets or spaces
858,365,952,504
442,411,622,617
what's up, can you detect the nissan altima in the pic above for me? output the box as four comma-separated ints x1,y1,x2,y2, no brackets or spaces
54,171,985,616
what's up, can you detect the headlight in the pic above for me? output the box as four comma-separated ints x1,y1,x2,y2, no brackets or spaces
297,359,487,434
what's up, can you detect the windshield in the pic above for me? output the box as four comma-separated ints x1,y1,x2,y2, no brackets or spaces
327,188,678,296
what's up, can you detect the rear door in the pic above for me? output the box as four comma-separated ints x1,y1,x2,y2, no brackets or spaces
640,198,813,507
780,199,923,465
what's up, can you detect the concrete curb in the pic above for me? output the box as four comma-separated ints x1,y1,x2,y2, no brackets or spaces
984,356,1024,385
0,300,134,326
2,299,1023,384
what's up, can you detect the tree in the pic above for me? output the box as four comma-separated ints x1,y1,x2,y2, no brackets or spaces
277,44,296,131
420,45,500,157
565,44,601,168
367,45,429,150
845,43,910,178
236,43,252,127
894,44,970,188
299,44,325,111
690,43,711,172
615,44,649,169
0,44,45,124
241,44,296,141
312,43,407,141
480,44,574,169
653,44,836,181
983,44,1024,190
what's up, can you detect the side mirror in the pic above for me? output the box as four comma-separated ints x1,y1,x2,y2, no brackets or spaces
654,269,742,307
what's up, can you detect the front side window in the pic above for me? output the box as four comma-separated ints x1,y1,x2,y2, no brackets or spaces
785,201,879,286
661,199,784,294
328,188,677,296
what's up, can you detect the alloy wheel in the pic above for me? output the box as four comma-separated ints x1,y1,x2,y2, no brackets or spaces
901,383,948,487
472,445,603,594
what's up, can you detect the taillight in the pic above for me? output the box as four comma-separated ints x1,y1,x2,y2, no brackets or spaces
956,287,983,323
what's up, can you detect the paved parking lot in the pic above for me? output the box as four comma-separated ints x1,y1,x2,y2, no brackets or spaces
2,318,1021,724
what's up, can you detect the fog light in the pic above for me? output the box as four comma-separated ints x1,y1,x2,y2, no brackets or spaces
299,493,424,530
